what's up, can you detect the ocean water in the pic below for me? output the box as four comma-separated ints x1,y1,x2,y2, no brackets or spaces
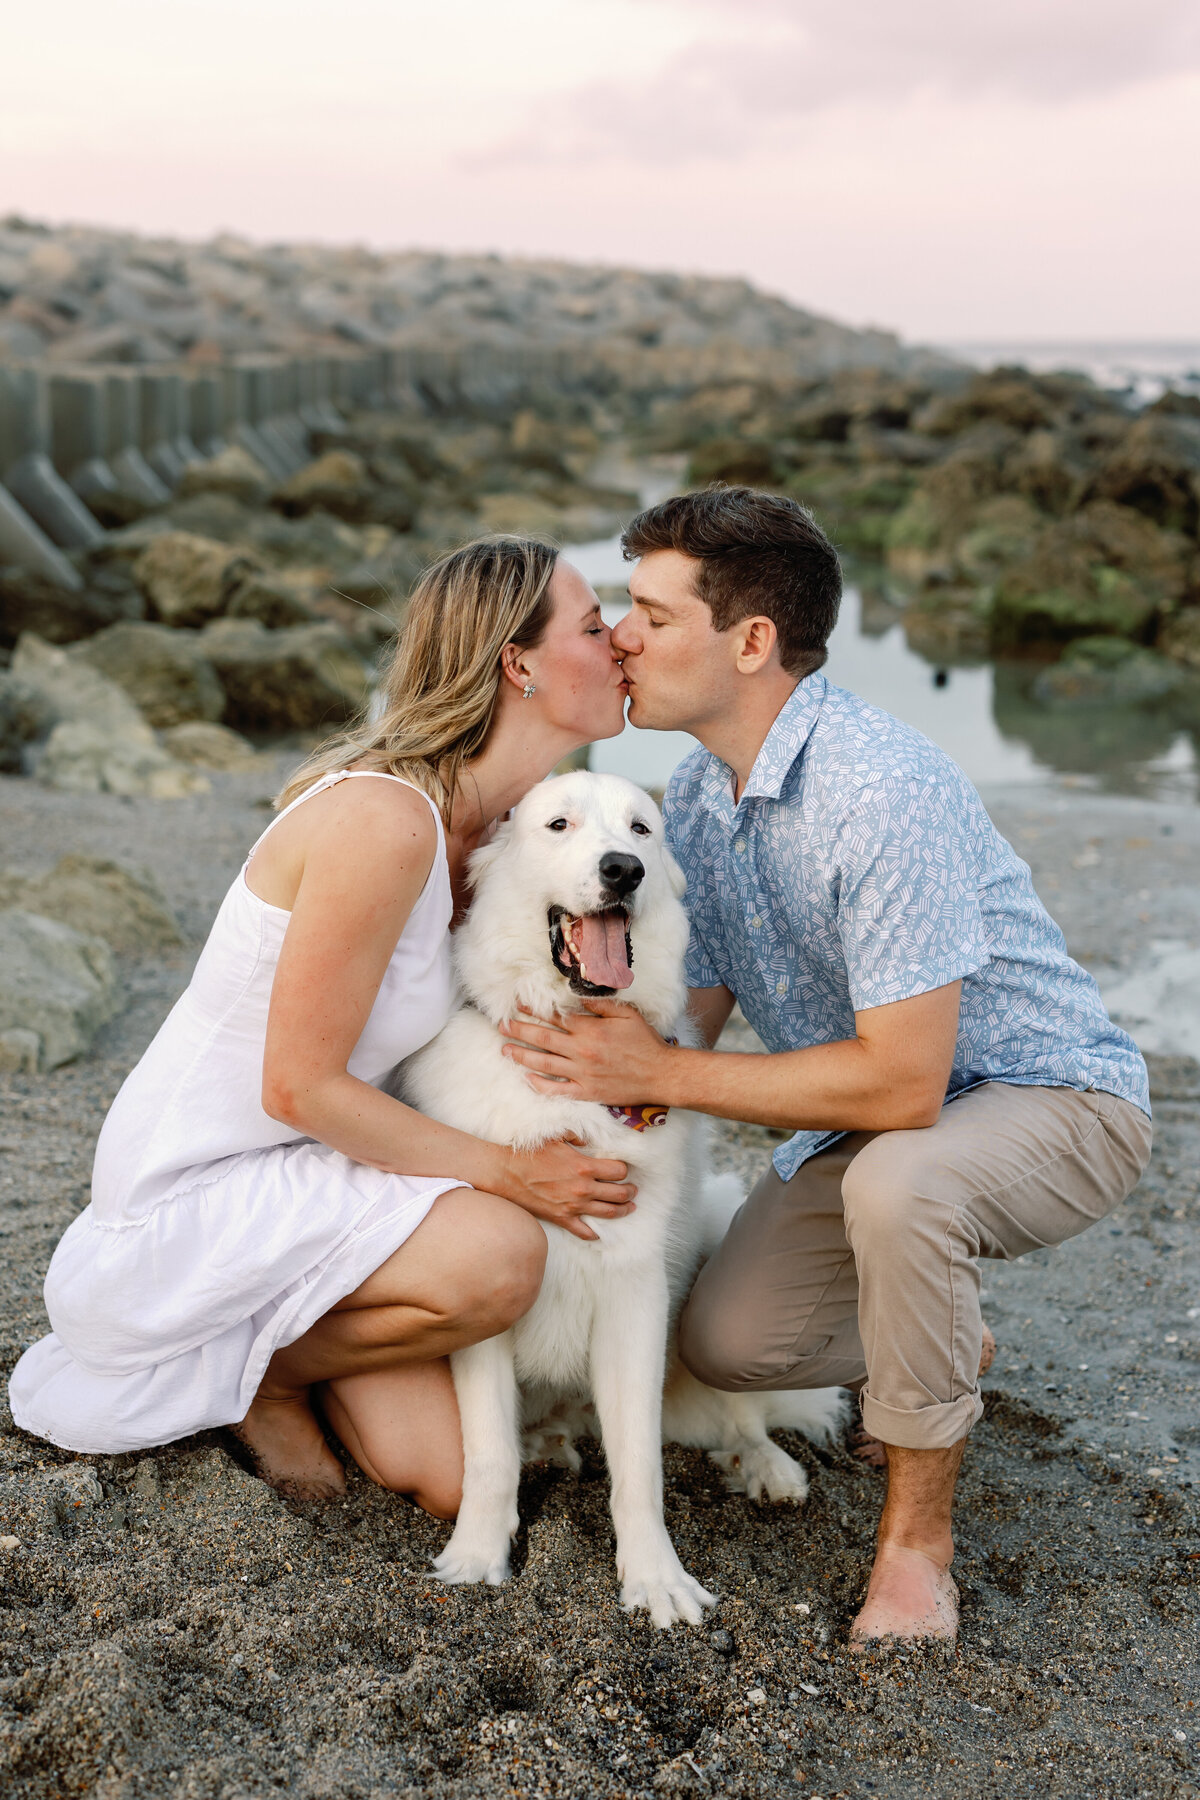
943,341,1200,404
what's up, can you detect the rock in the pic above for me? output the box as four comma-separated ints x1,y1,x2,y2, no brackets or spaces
199,618,372,732
177,444,271,506
0,671,55,772
224,569,317,628
789,462,916,554
687,438,782,486
952,495,1043,585
11,629,151,736
1087,414,1200,533
133,531,260,628
9,633,204,792
991,502,1190,649
0,908,124,1070
884,447,1009,583
0,855,183,951
273,450,375,521
37,720,208,797
472,491,562,537
0,1028,40,1073
914,370,1057,436
0,564,145,650
159,492,259,546
160,719,257,770
69,621,225,727
1032,637,1187,706
1005,428,1093,515
1159,609,1200,670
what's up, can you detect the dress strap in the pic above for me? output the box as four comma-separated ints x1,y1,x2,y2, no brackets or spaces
246,769,445,862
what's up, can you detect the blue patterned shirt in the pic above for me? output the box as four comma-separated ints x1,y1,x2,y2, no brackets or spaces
663,675,1150,1180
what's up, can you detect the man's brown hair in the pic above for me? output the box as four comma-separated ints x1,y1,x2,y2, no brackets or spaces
621,485,842,677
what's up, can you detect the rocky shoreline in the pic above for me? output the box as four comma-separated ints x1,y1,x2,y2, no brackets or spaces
1,228,1198,1797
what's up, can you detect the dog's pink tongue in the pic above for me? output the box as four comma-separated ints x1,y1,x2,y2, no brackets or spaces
578,910,633,990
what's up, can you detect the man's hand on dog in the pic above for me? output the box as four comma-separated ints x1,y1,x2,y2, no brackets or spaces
501,999,674,1105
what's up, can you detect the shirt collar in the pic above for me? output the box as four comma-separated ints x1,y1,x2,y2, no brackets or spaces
698,674,828,819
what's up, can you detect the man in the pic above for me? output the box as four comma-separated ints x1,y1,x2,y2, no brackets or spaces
501,486,1151,1645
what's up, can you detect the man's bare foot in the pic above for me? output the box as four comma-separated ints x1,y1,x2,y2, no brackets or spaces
851,1325,997,1469
849,1543,959,1646
233,1388,346,1500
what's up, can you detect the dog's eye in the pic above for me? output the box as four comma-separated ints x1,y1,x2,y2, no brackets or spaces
631,820,652,837
546,817,569,832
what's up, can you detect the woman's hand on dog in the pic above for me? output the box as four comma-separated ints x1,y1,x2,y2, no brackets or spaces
500,1134,637,1241
501,1000,671,1105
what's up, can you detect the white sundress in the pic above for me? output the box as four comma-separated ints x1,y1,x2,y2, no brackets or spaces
8,769,462,1455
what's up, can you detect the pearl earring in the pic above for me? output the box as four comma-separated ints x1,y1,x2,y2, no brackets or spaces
522,682,536,699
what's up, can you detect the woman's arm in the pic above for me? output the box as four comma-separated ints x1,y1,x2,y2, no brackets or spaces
260,781,636,1241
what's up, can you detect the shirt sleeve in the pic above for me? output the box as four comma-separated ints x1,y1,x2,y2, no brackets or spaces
833,777,990,1012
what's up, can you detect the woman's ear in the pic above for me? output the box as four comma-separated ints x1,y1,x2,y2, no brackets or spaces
500,642,533,694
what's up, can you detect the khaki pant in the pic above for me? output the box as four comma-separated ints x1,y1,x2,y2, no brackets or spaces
678,1083,1152,1450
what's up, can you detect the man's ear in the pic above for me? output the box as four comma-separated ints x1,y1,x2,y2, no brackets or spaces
735,616,779,675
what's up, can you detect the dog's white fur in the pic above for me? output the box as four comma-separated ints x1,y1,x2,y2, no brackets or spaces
401,771,844,1628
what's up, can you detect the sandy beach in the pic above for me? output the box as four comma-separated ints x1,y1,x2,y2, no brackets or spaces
1,761,1198,1800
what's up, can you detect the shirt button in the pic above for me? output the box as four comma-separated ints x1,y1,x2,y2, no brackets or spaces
776,978,787,995
751,916,762,928
734,837,746,853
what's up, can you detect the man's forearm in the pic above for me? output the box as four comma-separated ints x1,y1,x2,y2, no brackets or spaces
659,1037,944,1134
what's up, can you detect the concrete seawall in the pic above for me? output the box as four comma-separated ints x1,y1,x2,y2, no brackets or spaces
0,335,918,579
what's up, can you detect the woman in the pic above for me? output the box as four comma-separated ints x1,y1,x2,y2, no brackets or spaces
9,537,636,1516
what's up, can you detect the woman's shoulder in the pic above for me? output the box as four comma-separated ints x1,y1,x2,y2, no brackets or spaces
312,772,440,862
255,770,441,911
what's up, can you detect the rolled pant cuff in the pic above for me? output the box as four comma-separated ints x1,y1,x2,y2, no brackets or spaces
860,1388,983,1451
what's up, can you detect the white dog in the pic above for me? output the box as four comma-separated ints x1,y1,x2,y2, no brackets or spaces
401,771,844,1628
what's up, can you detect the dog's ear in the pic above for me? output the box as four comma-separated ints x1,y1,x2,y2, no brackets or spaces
663,847,688,900
466,822,512,889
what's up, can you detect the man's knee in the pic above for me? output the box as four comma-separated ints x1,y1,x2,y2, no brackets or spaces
678,1283,787,1392
840,1134,945,1258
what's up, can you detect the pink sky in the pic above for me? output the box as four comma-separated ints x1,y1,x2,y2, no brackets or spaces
5,0,1199,343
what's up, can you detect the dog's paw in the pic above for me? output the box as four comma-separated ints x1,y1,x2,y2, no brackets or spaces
711,1442,809,1505
432,1532,511,1588
620,1562,716,1629
522,1417,583,1473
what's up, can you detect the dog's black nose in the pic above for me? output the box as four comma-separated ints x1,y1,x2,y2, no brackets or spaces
599,852,644,897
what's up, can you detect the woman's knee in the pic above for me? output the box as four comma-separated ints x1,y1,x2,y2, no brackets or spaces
411,1476,462,1522
448,1194,546,1335
369,1453,462,1519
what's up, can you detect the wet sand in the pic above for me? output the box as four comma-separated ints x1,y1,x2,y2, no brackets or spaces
1,762,1197,1799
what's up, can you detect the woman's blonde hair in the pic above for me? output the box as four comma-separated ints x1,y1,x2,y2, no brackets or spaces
276,535,559,820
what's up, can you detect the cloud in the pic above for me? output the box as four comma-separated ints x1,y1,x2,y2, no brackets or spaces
475,0,1200,165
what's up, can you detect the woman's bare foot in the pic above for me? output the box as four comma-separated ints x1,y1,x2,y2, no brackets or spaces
851,1325,997,1470
977,1322,996,1375
233,1388,346,1500
849,1544,959,1646
850,1422,888,1468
